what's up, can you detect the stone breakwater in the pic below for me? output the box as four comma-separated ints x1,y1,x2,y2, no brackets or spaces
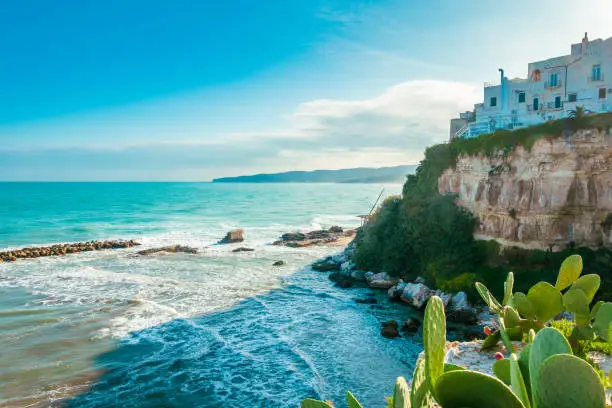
0,240,140,262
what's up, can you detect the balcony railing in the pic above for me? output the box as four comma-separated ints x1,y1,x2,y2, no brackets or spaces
588,73,605,82
544,79,563,90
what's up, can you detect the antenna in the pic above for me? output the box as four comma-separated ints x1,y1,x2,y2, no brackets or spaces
368,188,385,215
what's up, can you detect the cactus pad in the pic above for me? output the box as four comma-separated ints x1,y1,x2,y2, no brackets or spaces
347,391,363,408
301,399,334,408
476,282,502,314
493,358,511,385
529,328,572,408
393,377,410,408
513,292,536,320
509,354,531,408
503,306,522,328
593,302,612,340
537,354,605,408
434,370,525,408
555,254,582,291
423,296,446,392
410,358,435,408
504,272,515,305
526,282,562,323
569,274,600,303
562,288,590,328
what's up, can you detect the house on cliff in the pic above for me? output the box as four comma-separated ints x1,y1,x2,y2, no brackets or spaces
451,33,612,140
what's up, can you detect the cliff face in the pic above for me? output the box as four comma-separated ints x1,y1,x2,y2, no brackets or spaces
438,128,612,249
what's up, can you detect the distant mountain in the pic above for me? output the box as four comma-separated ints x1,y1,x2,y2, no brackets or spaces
212,165,417,184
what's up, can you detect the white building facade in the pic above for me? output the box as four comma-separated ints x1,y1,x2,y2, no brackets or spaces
451,33,612,140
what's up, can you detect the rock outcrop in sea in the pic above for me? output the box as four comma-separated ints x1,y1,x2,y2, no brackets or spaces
137,245,198,255
0,240,140,262
218,229,245,244
273,226,355,247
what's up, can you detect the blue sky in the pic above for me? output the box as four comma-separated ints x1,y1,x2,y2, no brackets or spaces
2,0,611,180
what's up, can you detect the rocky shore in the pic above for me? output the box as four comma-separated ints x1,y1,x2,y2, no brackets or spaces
312,240,492,340
273,226,355,248
0,240,140,262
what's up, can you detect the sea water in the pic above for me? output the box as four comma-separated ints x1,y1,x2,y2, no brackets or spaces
0,182,421,407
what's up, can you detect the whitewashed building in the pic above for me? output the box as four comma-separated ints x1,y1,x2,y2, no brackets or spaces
451,33,612,139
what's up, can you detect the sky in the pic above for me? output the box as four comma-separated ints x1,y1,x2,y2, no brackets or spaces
1,0,611,181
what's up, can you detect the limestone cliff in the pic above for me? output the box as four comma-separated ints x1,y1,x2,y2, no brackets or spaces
438,128,612,249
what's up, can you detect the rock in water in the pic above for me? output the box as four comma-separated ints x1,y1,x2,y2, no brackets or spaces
402,318,421,333
219,229,245,244
354,297,378,304
272,260,286,266
137,245,198,255
381,320,400,339
328,225,343,233
232,247,254,253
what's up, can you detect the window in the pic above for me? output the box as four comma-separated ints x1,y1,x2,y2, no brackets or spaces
490,96,497,107
593,65,602,81
568,93,577,102
533,97,540,111
555,96,562,109
518,92,526,103
532,69,541,82
549,73,559,87
600,88,607,99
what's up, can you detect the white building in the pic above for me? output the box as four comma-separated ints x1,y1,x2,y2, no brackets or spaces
451,33,612,140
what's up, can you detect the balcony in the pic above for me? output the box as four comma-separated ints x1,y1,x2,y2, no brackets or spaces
544,79,563,90
588,73,605,82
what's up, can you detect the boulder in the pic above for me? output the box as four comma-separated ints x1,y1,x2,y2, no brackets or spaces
280,232,306,242
366,272,396,289
349,270,367,281
312,257,341,272
272,260,286,266
219,229,245,244
435,290,453,309
328,226,343,233
446,309,478,325
400,283,434,309
450,292,470,311
402,318,421,333
387,282,407,301
232,247,255,253
340,261,355,272
334,279,354,289
381,320,400,339
414,276,427,285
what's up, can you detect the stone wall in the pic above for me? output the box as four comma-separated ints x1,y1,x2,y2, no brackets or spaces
438,128,612,249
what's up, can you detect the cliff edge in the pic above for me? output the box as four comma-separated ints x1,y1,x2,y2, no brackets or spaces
439,128,612,249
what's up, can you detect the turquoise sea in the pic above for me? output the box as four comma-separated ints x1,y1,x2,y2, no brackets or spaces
0,182,421,407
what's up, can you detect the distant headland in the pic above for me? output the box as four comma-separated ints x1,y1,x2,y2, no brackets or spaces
212,165,417,184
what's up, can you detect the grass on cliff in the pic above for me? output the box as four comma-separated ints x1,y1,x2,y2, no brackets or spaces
354,113,612,302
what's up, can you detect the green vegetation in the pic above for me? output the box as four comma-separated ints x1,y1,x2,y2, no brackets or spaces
353,112,612,302
302,284,609,407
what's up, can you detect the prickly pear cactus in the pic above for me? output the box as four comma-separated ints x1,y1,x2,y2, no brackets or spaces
481,331,502,350
423,296,446,393
529,328,572,408
537,354,605,408
509,354,530,408
569,274,600,303
555,254,582,291
503,305,522,328
346,391,363,408
526,282,562,323
410,358,436,408
593,302,612,340
434,370,525,408
517,344,531,398
562,288,590,328
393,377,410,408
301,399,334,408
504,272,515,305
476,282,502,314
512,292,536,320
493,358,511,385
